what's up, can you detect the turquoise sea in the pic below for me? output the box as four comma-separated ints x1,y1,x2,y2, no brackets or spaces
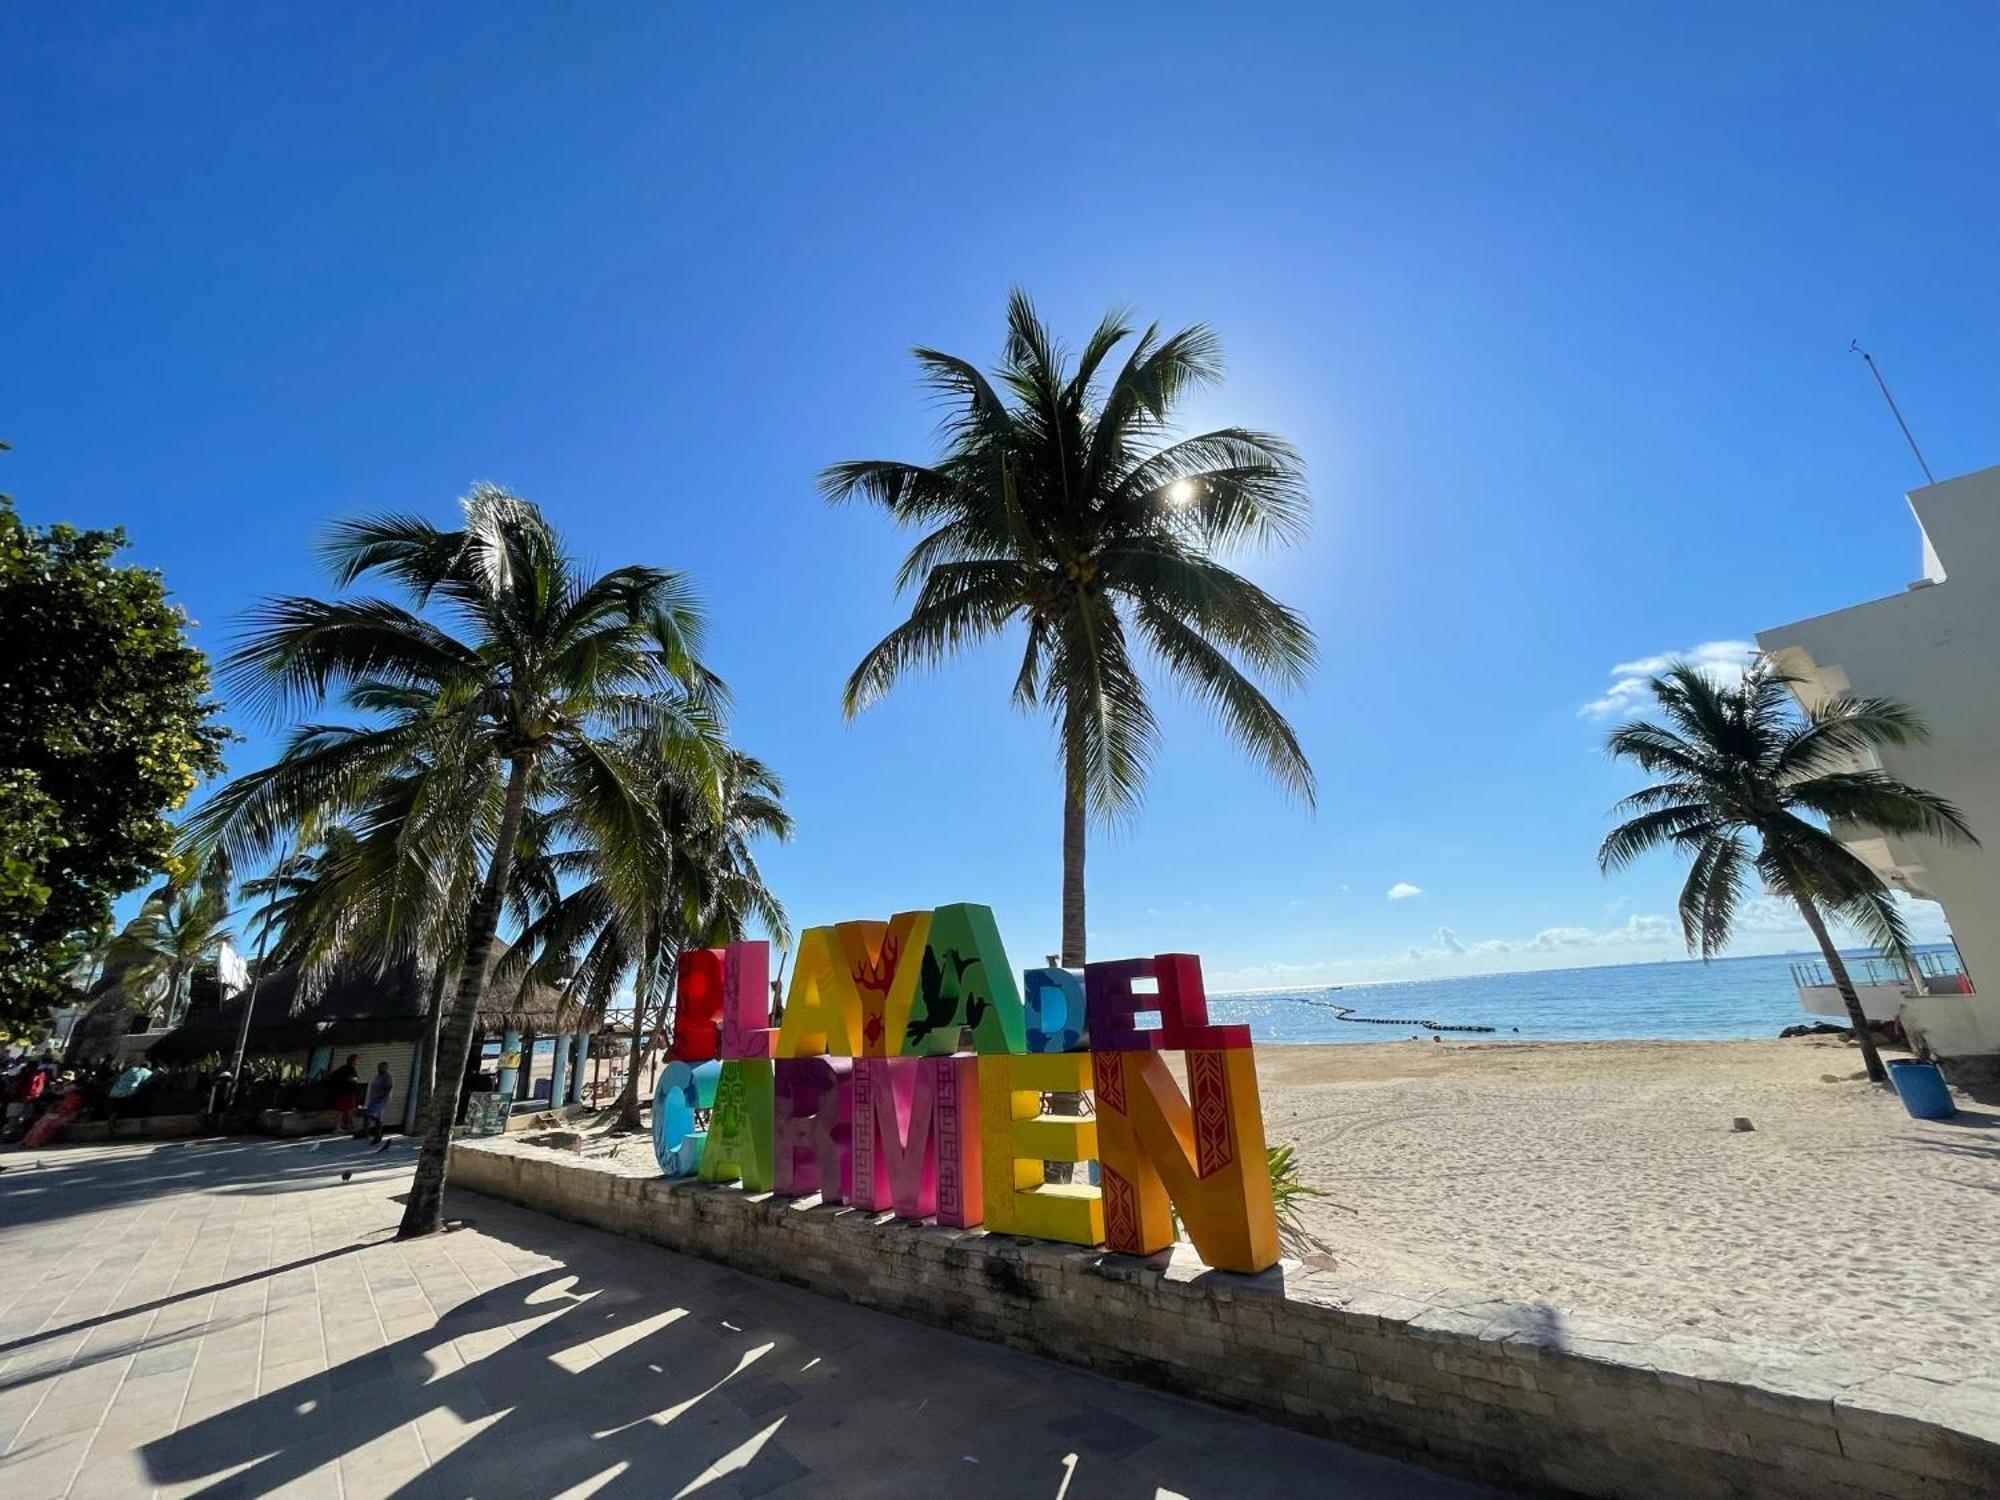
1208,946,1959,1045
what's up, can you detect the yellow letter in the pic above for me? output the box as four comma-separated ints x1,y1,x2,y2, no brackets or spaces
977,1053,1102,1246
776,926,861,1057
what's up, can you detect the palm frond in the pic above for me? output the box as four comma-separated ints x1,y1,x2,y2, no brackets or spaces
1787,770,1977,845
841,575,1022,715
1773,694,1933,779
1132,602,1315,807
225,597,480,723
1598,805,1721,873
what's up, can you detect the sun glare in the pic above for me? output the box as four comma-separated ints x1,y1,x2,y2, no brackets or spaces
1167,478,1197,505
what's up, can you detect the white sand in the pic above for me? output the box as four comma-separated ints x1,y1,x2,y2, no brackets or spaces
588,1036,1998,1377
1261,1038,2000,1374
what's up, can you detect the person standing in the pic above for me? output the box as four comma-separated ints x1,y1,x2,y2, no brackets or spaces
327,1054,360,1134
361,1060,395,1147
106,1060,154,1136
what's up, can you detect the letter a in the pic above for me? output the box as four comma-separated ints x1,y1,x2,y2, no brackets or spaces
903,903,1025,1056
698,1058,774,1191
776,926,861,1057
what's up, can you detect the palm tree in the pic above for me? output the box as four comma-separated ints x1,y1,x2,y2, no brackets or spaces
104,874,235,1029
823,290,1316,964
185,486,724,1237
233,729,506,1114
236,814,454,1113
511,743,791,1128
1599,659,1976,1082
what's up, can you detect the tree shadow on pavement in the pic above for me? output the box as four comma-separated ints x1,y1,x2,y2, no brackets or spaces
138,1234,1487,1500
0,1138,410,1230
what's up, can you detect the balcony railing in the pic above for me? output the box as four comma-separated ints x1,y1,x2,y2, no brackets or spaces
1789,949,1972,995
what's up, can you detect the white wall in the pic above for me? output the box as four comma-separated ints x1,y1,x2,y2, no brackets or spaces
334,1040,421,1131
1759,464,2000,1065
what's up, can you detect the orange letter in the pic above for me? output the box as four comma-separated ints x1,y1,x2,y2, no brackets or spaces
1094,1048,1278,1273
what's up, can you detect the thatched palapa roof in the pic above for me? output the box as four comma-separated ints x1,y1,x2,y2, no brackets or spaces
147,942,569,1064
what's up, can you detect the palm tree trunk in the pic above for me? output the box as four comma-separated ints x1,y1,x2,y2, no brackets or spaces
614,976,656,1128
614,1001,647,1128
1792,894,1889,1083
415,961,452,1120
1061,758,1086,967
399,754,534,1239
1048,745,1088,1181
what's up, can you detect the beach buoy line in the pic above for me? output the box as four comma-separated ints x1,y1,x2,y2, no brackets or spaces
1280,994,1496,1034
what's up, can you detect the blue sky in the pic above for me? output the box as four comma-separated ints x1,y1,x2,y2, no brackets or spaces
5,4,1996,989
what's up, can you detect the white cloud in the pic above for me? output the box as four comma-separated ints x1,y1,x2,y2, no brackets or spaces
1387,881,1423,901
1579,639,1757,720
1207,892,1957,991
1529,913,1676,950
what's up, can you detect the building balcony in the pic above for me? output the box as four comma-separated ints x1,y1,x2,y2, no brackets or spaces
1790,950,1973,1023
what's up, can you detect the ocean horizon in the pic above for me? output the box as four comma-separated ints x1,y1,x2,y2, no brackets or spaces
1208,946,1957,1045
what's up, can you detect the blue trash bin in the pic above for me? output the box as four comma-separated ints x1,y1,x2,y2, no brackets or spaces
1887,1059,1955,1120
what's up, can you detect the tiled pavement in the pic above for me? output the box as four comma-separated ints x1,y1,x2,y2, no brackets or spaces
0,1138,1499,1498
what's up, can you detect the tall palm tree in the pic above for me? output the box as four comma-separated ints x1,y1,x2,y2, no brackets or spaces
823,290,1316,964
1600,659,1976,1082
104,876,235,1029
511,743,791,1127
184,486,724,1238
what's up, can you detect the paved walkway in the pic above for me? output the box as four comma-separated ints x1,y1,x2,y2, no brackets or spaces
0,1139,1498,1498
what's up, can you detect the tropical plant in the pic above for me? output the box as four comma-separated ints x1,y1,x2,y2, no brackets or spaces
509,743,792,1128
103,872,235,1030
823,290,1316,966
183,486,725,1237
1599,659,1976,1081
1266,1143,1338,1255
0,495,228,1030
1168,1144,1338,1258
234,736,501,1111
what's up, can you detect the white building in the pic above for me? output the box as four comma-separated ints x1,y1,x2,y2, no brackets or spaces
1758,463,2000,1082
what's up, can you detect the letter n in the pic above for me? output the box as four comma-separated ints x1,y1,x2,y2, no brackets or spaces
1094,1049,1279,1273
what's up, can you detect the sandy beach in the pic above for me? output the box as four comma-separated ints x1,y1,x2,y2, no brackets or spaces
1261,1037,2000,1375
584,1035,1999,1380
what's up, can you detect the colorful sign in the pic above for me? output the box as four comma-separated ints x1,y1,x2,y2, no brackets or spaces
651,902,1280,1273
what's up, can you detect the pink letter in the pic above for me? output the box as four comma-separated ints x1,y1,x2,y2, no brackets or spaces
721,940,776,1060
773,1056,853,1203
852,1056,983,1225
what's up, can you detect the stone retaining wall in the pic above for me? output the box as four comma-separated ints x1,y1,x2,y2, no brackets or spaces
451,1135,1998,1498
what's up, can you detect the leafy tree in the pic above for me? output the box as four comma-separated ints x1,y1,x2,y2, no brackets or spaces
0,495,228,1032
1600,660,1975,1081
824,291,1316,964
185,487,723,1237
